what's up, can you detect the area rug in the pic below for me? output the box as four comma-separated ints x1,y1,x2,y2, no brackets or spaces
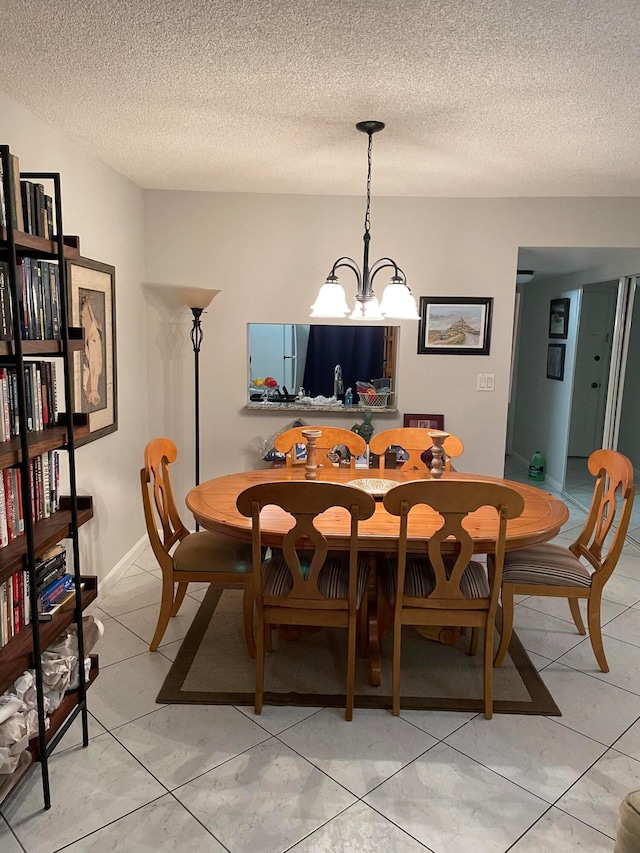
157,588,560,715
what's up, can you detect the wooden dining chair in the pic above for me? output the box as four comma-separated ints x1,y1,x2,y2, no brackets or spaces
495,449,636,672
236,481,376,720
141,438,255,655
382,480,524,718
369,427,464,473
274,425,366,469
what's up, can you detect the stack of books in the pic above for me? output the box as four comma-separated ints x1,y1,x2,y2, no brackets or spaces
36,545,73,620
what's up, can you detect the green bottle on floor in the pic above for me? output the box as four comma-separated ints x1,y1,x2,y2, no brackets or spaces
528,450,546,481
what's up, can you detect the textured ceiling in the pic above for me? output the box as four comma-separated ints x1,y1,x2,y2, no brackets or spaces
1,0,640,196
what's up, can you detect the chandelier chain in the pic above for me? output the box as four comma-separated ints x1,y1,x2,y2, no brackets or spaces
364,131,373,235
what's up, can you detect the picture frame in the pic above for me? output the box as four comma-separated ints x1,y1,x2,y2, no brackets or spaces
403,413,445,430
549,297,570,339
417,296,493,355
66,256,117,446
546,343,566,381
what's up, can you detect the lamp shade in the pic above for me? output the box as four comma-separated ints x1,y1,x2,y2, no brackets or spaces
179,287,221,310
349,296,384,321
310,279,350,318
379,280,420,319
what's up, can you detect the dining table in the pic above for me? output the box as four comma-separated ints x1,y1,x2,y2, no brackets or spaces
186,467,569,684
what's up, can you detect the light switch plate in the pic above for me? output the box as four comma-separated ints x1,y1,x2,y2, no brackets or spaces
477,373,495,391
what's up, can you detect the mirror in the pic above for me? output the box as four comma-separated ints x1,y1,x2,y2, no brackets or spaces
248,324,398,406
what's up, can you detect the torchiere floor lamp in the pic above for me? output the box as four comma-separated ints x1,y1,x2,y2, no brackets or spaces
179,288,220,527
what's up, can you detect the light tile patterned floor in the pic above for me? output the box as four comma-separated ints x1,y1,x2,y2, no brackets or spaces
2,514,640,851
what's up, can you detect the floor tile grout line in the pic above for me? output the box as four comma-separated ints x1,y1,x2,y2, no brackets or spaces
234,704,326,738
503,803,556,852
518,595,639,630
398,712,479,741
349,800,437,853
50,793,169,853
552,804,617,841
543,712,630,750
165,790,233,853
0,815,27,853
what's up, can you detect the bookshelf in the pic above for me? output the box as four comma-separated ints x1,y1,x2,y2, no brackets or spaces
0,146,97,809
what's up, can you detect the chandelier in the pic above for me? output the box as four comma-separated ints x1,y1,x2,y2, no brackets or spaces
310,121,419,321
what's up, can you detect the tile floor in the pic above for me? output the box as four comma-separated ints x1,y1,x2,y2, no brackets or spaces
2,476,640,850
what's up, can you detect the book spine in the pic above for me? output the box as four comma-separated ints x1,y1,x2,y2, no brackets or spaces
23,365,33,431
45,195,54,239
14,468,24,535
8,155,24,231
0,583,6,645
0,475,7,547
0,157,5,229
0,369,9,441
35,363,43,431
0,261,12,341
41,262,52,339
4,469,13,542
23,569,31,626
6,574,13,638
20,180,32,234
50,263,60,339
12,573,20,634
42,451,51,517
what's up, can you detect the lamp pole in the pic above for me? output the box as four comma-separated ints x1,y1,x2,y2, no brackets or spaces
189,307,205,491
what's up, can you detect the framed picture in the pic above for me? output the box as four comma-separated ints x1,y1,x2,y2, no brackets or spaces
66,256,117,445
547,343,566,381
417,296,493,355
403,413,445,430
549,297,570,339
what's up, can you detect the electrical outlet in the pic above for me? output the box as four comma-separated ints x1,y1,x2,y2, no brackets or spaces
477,373,495,391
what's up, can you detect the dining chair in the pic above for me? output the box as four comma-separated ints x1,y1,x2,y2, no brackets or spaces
369,427,464,473
236,481,376,720
274,425,366,469
494,448,636,672
382,480,524,719
140,438,255,655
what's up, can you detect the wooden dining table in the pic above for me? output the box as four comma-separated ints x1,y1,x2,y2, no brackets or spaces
187,467,569,684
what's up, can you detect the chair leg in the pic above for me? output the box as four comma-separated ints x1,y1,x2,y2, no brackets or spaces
568,598,586,635
171,582,188,617
483,623,494,720
150,575,175,652
255,613,265,715
587,593,609,673
468,627,479,656
242,582,256,658
494,584,515,667
346,613,356,721
392,618,402,716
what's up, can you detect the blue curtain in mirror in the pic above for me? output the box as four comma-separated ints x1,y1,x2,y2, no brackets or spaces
302,326,385,397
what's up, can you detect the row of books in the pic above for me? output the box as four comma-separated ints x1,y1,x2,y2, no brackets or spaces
0,451,60,548
0,545,69,646
0,362,58,442
0,153,54,239
0,259,62,341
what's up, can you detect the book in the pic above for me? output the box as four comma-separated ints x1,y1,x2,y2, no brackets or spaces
0,262,12,341
20,179,33,235
39,573,73,611
0,473,7,547
37,585,82,622
6,154,24,232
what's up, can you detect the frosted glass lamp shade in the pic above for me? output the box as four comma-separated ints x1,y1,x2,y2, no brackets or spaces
349,296,384,321
379,280,420,319
516,270,534,285
310,279,350,318
179,288,221,310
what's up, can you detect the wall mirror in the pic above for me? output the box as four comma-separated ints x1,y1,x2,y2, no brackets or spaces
247,324,399,408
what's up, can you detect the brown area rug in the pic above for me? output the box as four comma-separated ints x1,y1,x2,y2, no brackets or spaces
157,587,560,715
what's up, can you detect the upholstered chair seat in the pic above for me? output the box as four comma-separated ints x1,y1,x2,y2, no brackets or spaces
381,556,489,603
501,543,592,588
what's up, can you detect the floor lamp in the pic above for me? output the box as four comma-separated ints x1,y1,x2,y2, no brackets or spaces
179,288,220,527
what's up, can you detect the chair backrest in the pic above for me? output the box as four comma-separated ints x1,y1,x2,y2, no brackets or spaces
572,449,636,584
383,480,524,611
369,427,464,473
140,438,189,575
273,426,367,469
236,481,375,604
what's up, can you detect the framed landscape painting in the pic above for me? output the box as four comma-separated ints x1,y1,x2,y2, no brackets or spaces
66,256,117,445
418,296,493,355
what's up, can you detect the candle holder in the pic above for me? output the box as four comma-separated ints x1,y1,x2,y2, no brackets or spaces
302,429,322,480
428,430,450,479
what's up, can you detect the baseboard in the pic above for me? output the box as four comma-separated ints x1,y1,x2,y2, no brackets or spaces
507,451,529,470
89,534,149,610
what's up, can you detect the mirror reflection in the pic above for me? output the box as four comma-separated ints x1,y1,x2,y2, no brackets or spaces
248,324,398,405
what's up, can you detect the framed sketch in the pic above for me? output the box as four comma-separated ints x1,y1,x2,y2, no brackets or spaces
547,343,566,381
417,296,493,355
549,297,570,339
66,256,117,445
403,413,445,430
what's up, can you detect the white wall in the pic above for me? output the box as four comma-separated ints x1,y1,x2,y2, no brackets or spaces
143,191,640,506
0,92,148,580
618,285,640,471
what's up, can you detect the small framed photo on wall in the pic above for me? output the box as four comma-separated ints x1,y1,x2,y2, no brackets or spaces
549,297,570,339
403,413,445,430
547,343,566,380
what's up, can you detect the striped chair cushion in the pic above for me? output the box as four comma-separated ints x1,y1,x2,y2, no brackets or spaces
262,553,370,605
381,555,490,604
502,543,592,588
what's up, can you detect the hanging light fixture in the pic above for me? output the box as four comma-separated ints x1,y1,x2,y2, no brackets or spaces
310,121,419,321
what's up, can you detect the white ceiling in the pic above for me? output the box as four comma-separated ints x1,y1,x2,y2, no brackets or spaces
1,0,640,196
